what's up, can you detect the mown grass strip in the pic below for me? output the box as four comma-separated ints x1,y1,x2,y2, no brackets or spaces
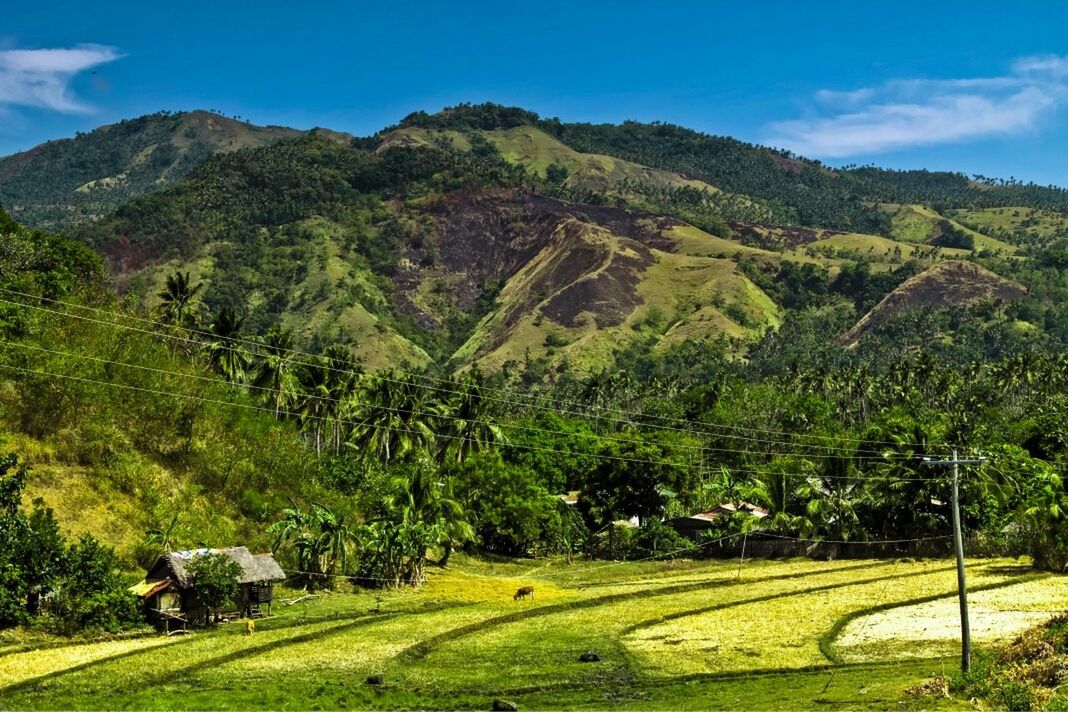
397,560,893,661
1,603,466,696
618,564,953,637
817,572,1049,664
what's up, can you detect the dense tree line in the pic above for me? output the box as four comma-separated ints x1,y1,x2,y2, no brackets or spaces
398,102,1068,232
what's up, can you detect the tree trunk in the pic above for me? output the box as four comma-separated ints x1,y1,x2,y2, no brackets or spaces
437,540,453,568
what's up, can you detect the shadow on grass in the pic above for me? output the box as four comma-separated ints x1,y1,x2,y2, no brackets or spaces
397,560,898,662
0,603,465,697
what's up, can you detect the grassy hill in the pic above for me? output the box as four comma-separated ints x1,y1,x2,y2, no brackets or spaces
4,102,1068,375
0,111,301,229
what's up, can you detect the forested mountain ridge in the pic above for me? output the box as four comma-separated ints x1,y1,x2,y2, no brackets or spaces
3,102,1068,376
0,110,301,229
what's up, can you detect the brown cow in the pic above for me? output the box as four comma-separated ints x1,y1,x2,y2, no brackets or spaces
513,586,534,601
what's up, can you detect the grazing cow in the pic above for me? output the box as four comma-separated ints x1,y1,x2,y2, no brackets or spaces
513,586,534,601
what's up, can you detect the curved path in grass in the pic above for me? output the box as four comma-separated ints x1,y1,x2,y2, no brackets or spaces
396,560,891,662
818,572,1048,664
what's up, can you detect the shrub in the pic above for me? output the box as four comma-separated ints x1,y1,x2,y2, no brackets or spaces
187,552,242,623
47,535,141,634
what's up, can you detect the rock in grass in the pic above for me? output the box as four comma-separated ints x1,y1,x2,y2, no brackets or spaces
491,700,518,711
365,674,384,686
579,651,600,663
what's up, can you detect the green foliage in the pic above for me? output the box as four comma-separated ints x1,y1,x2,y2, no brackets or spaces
941,616,1068,710
451,453,573,557
187,552,243,622
49,534,141,634
931,221,976,250
0,453,139,633
582,433,689,527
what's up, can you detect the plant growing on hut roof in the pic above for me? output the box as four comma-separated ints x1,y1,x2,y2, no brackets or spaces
188,552,243,624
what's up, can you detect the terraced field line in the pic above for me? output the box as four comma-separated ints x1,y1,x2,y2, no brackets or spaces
482,656,951,700
398,560,896,661
818,573,1049,664
154,612,399,684
617,564,958,638
0,638,185,695
2,603,466,695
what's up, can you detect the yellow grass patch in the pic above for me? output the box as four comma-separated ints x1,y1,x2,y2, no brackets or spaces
837,575,1068,662
0,637,176,687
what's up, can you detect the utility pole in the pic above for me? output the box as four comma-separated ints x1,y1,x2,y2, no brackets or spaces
923,449,986,673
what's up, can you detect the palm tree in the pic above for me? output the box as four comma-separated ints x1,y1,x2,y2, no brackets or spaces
206,306,250,382
323,344,361,455
296,357,331,455
742,461,812,534
799,454,868,542
348,372,437,463
268,502,353,587
157,271,203,328
252,327,297,419
440,376,504,464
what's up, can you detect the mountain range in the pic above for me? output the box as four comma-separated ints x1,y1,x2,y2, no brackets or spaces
3,103,1066,375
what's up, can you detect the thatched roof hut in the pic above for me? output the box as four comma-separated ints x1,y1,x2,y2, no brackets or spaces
133,546,286,627
147,547,285,589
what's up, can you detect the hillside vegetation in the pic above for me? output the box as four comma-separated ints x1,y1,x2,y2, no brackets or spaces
0,111,300,229
2,107,1068,701
8,103,1055,375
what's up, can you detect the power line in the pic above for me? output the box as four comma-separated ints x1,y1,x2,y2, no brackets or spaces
0,339,931,464
0,360,948,483
2,291,895,455
0,287,966,453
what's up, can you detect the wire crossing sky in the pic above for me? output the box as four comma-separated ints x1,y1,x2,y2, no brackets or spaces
2,1,1068,186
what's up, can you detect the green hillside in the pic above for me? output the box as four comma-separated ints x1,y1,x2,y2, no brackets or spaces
0,111,301,229
0,208,325,569
36,104,1065,376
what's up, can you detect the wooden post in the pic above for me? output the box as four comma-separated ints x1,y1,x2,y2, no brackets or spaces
950,450,971,673
923,450,983,674
737,532,748,580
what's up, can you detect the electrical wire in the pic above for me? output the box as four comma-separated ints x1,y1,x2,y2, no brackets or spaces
0,287,971,453
0,339,936,463
0,359,953,482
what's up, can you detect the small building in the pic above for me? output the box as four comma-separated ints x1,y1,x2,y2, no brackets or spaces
557,491,581,506
668,501,770,539
131,546,286,628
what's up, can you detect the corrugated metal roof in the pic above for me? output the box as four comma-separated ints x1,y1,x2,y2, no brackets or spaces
681,501,770,522
129,578,173,598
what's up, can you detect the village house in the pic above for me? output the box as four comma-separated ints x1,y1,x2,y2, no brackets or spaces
130,546,286,629
667,501,770,539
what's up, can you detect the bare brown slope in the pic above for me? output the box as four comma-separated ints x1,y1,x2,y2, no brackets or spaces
838,260,1027,346
394,189,677,329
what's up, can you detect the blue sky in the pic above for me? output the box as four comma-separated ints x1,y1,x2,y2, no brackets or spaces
3,1,1068,186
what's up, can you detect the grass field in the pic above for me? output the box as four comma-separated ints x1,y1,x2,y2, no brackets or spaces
948,206,1068,241
1,556,1063,710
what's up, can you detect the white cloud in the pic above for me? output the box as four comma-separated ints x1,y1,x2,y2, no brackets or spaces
765,56,1068,158
0,44,122,114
